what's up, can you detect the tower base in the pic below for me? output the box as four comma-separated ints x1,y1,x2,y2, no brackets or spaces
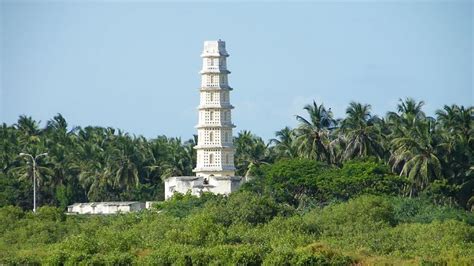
164,175,245,200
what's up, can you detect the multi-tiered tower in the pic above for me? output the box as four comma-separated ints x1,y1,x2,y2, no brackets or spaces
194,40,236,178
164,40,243,199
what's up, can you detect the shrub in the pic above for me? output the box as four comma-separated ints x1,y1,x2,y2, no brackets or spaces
310,195,395,237
0,206,24,234
49,234,99,264
34,206,66,222
248,158,407,207
391,196,474,225
218,191,294,226
263,243,355,266
154,191,219,218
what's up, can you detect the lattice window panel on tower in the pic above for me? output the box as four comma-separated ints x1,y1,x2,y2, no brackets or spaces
206,92,220,105
203,74,218,87
200,92,207,105
222,130,232,145
199,110,223,126
220,75,227,86
219,58,226,68
200,110,221,125
202,149,222,168
211,75,218,87
221,91,229,104
203,129,221,145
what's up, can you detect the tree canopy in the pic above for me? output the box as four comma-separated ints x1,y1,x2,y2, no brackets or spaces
0,98,473,264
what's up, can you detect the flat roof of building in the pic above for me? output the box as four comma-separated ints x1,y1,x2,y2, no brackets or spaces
67,201,142,207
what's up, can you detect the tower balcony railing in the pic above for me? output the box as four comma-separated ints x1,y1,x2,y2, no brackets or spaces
194,143,234,149
200,83,229,88
199,85,233,91
193,165,236,172
200,70,230,75
200,52,229,58
195,122,235,129
201,66,228,72
197,104,234,110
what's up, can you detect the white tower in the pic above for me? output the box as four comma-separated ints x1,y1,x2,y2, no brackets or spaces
193,40,236,178
164,40,243,199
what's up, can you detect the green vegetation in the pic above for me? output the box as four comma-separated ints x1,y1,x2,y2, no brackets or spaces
0,192,472,264
0,98,472,264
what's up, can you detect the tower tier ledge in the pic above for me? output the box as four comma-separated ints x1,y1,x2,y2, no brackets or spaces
200,69,231,74
199,86,233,91
194,145,234,149
193,166,236,172
197,104,234,110
200,53,229,58
195,123,236,129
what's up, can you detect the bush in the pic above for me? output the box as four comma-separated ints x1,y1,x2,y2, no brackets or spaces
391,196,474,225
263,243,355,266
247,158,408,207
257,159,329,205
0,206,24,234
386,220,474,258
0,194,473,264
154,192,218,218
309,195,395,237
50,234,99,263
217,191,294,226
34,206,66,222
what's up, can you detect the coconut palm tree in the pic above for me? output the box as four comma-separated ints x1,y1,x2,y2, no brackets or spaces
436,105,473,144
387,98,426,133
389,117,442,197
234,130,270,177
184,135,198,170
159,137,193,181
0,124,21,173
78,160,112,202
270,127,298,159
11,151,53,207
339,102,384,160
436,105,474,207
295,101,336,164
107,136,142,191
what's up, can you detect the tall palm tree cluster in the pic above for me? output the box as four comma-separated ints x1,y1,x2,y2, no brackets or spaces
0,98,472,209
0,114,196,208
251,98,471,207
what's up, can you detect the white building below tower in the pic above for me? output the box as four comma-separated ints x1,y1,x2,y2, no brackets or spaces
164,40,244,200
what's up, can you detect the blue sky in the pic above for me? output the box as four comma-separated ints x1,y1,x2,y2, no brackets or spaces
1,1,472,141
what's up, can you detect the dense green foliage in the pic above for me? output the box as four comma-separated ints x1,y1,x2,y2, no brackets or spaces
0,98,472,264
244,158,407,208
1,99,472,209
0,193,472,265
265,100,472,209
1,114,197,208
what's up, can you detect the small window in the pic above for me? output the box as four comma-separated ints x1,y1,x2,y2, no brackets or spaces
209,132,214,142
209,153,214,164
